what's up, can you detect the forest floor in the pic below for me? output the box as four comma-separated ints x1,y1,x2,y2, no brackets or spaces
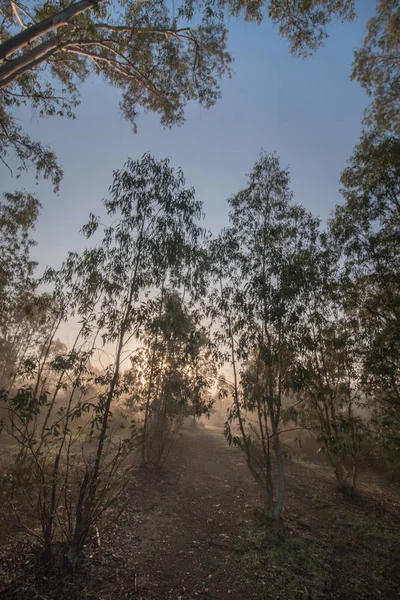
1,423,400,600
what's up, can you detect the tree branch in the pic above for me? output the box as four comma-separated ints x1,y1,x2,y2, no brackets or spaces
65,43,163,97
93,23,192,38
0,0,103,62
10,1,27,29
0,36,62,87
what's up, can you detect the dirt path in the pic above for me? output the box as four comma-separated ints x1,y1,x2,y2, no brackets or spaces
97,424,400,600
1,424,400,600
108,424,262,599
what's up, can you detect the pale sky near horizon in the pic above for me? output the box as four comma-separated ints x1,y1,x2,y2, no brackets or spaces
0,0,376,273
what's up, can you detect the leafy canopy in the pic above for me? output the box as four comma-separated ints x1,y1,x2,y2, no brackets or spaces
0,0,355,188
352,0,400,136
331,132,400,441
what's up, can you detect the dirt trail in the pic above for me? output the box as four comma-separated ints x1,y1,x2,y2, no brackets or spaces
99,424,400,600
2,424,400,600
111,424,261,599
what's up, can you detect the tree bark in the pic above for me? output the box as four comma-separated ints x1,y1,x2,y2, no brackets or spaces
0,0,102,62
271,431,284,519
0,37,63,89
351,459,358,491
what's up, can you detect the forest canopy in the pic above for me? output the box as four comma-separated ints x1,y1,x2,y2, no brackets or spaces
0,0,358,187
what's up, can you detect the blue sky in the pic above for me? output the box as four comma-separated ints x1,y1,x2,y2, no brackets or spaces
0,0,375,271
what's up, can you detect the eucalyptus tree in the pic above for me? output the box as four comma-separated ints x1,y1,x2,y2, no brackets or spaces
0,0,355,187
293,240,365,491
298,317,364,491
352,0,400,136
62,152,204,566
210,152,320,519
0,190,48,387
3,153,206,568
127,288,215,466
330,131,400,448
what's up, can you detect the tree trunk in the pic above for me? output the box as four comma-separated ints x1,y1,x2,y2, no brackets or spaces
334,461,348,489
261,484,273,516
64,217,145,569
351,457,358,491
271,437,284,519
64,466,90,570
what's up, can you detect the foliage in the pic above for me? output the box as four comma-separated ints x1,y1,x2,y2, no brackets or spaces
1,344,137,563
0,0,355,186
296,307,365,489
268,0,355,57
1,153,206,569
126,289,215,466
331,131,400,450
210,152,320,519
0,190,40,320
352,0,400,135
0,191,54,388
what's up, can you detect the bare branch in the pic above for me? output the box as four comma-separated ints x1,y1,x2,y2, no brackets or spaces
93,23,192,37
10,1,27,29
12,1,36,25
65,44,163,97
0,154,13,176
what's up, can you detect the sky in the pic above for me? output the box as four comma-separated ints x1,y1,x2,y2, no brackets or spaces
0,0,376,272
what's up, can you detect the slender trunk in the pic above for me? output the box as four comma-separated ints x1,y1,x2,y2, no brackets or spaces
351,458,358,491
334,461,348,488
64,337,123,568
265,433,274,511
64,467,90,570
141,291,164,464
220,282,276,516
222,287,248,458
256,393,273,513
91,216,145,486
260,484,273,515
37,317,86,456
271,431,284,519
46,370,84,547
141,359,154,464
66,219,146,567
154,373,168,465
145,372,162,464
271,324,285,519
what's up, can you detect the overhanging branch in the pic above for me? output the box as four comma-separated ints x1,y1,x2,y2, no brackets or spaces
0,0,103,62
